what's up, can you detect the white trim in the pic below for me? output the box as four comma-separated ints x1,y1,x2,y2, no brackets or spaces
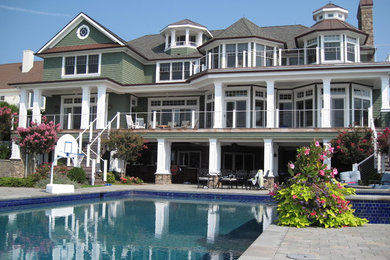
77,24,90,40
223,86,251,128
351,84,372,126
37,13,125,54
61,53,101,78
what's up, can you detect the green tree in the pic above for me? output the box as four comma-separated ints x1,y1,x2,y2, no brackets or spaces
103,131,147,177
271,141,367,228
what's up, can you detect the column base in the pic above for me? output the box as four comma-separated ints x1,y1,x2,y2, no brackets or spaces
265,177,275,189
155,174,172,184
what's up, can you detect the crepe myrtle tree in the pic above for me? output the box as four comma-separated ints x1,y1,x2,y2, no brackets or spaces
0,103,18,141
103,131,148,178
14,116,60,173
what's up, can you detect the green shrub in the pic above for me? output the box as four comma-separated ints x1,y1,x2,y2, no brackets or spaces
32,163,68,182
35,175,80,189
67,167,86,184
107,172,116,183
0,142,10,159
0,177,35,187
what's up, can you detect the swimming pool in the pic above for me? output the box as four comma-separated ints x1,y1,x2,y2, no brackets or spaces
0,194,276,259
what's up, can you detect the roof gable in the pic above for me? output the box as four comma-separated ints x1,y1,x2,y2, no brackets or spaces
216,18,261,38
0,62,43,90
37,12,126,54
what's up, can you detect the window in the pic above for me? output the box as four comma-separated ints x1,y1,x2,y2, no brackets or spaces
324,35,341,61
176,35,185,46
63,54,100,76
353,88,371,126
61,95,97,129
177,151,201,168
347,36,357,62
0,96,4,101
306,38,318,64
77,25,90,39
158,61,191,81
295,88,314,128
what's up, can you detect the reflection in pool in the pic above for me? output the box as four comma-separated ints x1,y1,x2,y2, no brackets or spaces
0,196,275,259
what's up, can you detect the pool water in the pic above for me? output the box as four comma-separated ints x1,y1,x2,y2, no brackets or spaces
0,195,275,259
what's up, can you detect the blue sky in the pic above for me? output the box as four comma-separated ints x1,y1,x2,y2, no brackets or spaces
0,0,389,64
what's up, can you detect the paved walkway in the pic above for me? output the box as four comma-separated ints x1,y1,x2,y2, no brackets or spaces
0,184,389,260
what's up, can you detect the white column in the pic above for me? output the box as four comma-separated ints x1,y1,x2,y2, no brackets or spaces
221,44,226,68
322,78,331,127
209,139,221,175
213,81,223,128
81,86,90,129
264,139,274,178
96,86,107,129
185,29,189,46
170,30,176,47
154,201,169,239
32,89,42,124
266,80,275,128
323,139,331,169
197,31,203,46
155,139,171,174
165,33,169,49
273,47,277,66
247,42,252,67
381,76,390,110
19,89,28,127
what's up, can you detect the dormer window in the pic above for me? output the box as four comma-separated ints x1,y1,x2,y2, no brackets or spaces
327,13,334,18
158,61,192,81
324,35,341,61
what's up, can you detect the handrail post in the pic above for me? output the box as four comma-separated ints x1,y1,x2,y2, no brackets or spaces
67,113,72,130
89,123,93,142
232,109,236,128
275,109,279,128
78,133,82,154
86,144,90,167
103,160,107,182
116,112,120,129
91,159,96,185
191,110,196,129
153,111,157,129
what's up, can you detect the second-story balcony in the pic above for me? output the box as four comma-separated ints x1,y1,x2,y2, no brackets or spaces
192,45,364,76
23,107,373,132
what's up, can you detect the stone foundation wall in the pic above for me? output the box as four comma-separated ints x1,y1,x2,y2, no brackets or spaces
265,177,275,189
0,159,25,178
155,174,172,184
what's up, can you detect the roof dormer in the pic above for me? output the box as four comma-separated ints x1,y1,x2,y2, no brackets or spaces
160,19,212,52
312,3,349,22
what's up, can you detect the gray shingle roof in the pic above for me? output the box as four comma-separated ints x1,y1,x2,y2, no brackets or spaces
127,18,309,60
168,19,207,29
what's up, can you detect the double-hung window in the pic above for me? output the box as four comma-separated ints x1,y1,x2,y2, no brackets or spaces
346,36,357,62
64,54,100,76
324,35,341,61
306,38,318,64
158,61,191,81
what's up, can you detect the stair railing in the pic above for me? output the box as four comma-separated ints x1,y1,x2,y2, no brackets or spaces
353,117,379,172
74,117,98,168
88,112,121,182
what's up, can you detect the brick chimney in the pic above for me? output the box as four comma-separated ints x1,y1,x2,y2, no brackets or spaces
357,0,374,47
22,50,34,73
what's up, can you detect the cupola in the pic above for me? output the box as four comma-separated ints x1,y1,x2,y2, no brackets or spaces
160,19,212,52
312,3,349,22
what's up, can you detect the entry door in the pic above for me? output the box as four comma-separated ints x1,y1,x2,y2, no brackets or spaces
226,100,247,128
63,106,81,129
332,98,345,127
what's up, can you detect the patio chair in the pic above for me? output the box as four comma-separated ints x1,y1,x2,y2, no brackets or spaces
218,169,237,188
235,170,248,188
135,118,145,129
126,115,136,129
340,171,361,186
370,172,390,189
247,170,269,190
181,120,190,128
197,168,214,188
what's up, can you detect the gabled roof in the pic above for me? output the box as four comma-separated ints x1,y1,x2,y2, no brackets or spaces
37,12,127,54
39,43,121,55
296,19,368,44
0,62,43,90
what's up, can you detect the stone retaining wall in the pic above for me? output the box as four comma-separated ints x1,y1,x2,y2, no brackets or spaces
0,159,24,178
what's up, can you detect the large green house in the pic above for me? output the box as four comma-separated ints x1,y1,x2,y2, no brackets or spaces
10,0,390,185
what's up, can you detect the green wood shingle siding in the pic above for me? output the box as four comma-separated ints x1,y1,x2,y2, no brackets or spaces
372,89,390,128
144,65,156,83
121,54,145,84
55,20,113,47
167,47,197,56
43,57,62,81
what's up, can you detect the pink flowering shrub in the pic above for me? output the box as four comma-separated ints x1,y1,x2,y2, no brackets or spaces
377,127,390,153
14,117,61,155
330,127,373,166
120,176,143,184
270,141,367,228
0,106,17,140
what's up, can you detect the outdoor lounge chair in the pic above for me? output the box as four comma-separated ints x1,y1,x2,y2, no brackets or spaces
126,115,145,129
370,172,390,189
218,169,237,188
197,168,214,188
340,170,361,185
247,170,269,190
